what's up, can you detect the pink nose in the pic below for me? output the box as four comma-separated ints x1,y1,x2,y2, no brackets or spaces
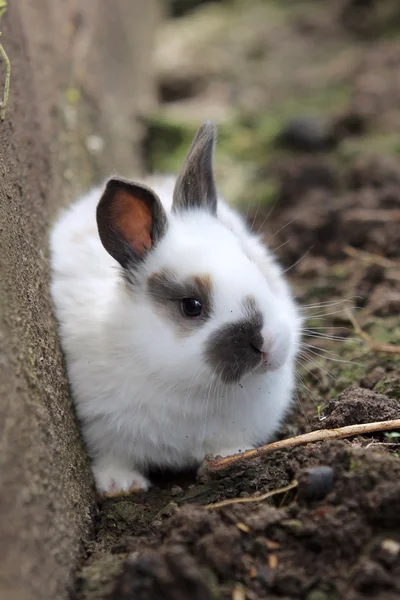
261,351,268,364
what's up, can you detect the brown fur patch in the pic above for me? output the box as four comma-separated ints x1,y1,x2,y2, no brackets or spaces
112,190,152,256
147,269,214,334
193,274,212,304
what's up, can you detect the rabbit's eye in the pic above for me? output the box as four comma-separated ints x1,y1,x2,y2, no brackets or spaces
181,298,202,318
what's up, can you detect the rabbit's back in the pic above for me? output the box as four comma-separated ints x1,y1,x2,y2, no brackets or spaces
50,183,122,348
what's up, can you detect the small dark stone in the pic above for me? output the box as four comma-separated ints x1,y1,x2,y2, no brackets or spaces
298,466,334,501
276,117,338,152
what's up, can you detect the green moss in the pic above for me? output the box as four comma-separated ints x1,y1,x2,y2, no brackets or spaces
375,378,400,400
145,80,351,174
65,87,80,105
280,519,305,535
144,115,197,173
300,317,400,400
365,317,400,347
348,457,364,473
338,133,400,163
76,553,126,600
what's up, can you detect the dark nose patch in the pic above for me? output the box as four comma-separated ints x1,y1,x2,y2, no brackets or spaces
205,296,264,384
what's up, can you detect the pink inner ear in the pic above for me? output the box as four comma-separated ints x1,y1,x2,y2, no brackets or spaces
130,235,151,254
113,190,153,257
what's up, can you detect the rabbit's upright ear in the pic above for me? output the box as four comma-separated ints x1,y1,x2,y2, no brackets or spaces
172,121,217,215
97,179,167,268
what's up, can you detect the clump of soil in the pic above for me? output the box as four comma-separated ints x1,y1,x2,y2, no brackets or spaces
102,441,400,600
73,2,400,599
319,387,400,428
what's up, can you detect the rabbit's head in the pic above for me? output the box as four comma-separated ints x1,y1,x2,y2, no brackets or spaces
96,122,299,390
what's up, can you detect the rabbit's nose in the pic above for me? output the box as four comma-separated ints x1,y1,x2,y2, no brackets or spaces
250,333,269,361
251,328,274,363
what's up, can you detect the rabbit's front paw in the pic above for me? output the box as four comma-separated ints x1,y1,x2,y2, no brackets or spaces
93,462,150,497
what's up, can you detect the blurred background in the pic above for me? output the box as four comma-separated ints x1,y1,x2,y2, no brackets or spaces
72,0,400,267
48,0,400,270
2,1,400,598
145,0,400,269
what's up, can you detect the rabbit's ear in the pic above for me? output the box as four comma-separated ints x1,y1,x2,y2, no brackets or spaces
172,121,217,215
97,178,167,268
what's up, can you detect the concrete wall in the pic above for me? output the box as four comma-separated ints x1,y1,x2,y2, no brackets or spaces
0,2,159,598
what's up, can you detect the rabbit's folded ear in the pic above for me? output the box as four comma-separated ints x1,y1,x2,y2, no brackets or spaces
172,121,217,215
97,178,167,268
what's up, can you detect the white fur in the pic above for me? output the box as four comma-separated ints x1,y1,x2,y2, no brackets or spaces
50,174,301,494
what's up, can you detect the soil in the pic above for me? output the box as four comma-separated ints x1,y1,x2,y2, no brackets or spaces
73,1,400,599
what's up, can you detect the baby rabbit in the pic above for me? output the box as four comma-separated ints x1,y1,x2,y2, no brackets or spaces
50,122,301,496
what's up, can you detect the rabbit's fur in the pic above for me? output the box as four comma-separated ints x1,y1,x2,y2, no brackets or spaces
50,122,301,495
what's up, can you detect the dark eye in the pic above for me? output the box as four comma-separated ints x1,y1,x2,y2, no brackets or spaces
181,298,202,318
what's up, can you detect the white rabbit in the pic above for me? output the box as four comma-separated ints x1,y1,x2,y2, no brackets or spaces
50,122,302,496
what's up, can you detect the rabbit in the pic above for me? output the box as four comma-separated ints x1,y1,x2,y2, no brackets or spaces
50,121,302,496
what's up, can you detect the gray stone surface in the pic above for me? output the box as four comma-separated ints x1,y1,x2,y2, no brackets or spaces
0,2,159,598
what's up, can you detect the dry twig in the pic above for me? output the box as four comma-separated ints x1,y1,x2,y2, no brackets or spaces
232,585,246,600
345,209,400,223
205,479,298,509
343,245,398,269
206,419,400,472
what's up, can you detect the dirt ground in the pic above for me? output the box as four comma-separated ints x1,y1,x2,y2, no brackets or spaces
73,1,400,598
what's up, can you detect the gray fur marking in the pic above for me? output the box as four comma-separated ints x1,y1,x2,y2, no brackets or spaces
147,268,214,334
172,121,217,215
205,296,264,383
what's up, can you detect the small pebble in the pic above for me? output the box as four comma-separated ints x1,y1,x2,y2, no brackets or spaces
280,519,304,534
299,465,334,501
277,117,337,152
236,522,250,533
381,538,400,557
373,538,400,567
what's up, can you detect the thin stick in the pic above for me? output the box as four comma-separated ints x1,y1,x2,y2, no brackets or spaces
205,479,298,509
345,209,400,223
365,442,400,449
345,308,400,355
206,419,400,472
343,245,398,269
